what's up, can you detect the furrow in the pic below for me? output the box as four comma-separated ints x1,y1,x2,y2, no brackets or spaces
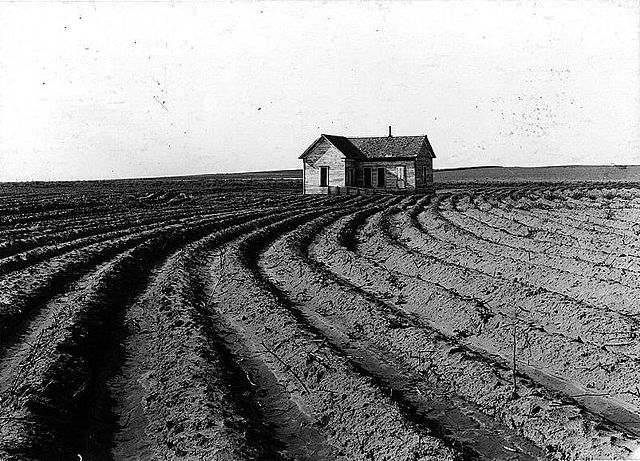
294,204,639,459
205,201,462,461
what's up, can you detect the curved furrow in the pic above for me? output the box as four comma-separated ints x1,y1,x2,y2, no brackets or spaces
491,190,640,239
203,198,462,461
443,195,640,277
379,204,640,358
261,201,639,460
264,201,548,460
534,187,640,214
0,210,278,346
528,203,640,235
420,194,640,304
0,204,115,227
355,203,640,424
0,197,333,345
106,209,342,460
420,195,640,310
0,230,192,459
0,201,333,460
393,199,640,351
501,187,640,227
479,193,640,259
0,206,211,257
468,195,640,260
521,204,640,247
0,194,313,244
0,190,308,234
0,209,236,275
0,204,315,275
478,191,640,243
341,203,640,431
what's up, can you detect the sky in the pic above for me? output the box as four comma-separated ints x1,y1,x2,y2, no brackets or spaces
0,0,639,181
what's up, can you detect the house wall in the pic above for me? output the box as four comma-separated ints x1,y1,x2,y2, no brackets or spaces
356,160,417,193
302,139,346,194
414,144,435,193
302,136,436,195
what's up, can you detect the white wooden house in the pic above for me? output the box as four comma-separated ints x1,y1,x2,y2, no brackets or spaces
299,128,436,194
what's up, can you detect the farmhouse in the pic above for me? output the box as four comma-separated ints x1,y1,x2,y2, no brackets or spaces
299,128,436,194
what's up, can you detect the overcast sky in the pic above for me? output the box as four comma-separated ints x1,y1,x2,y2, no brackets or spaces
0,0,638,181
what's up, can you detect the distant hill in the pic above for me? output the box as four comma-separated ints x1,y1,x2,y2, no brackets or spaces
183,169,303,181
187,165,640,184
76,165,637,185
434,165,640,184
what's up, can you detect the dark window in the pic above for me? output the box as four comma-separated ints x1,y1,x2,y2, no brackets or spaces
320,166,329,186
377,167,385,187
423,166,428,183
364,167,372,187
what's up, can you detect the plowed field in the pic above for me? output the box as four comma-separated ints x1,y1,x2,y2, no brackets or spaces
1,179,640,460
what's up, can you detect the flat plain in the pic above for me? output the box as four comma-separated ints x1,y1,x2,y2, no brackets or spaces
1,167,640,460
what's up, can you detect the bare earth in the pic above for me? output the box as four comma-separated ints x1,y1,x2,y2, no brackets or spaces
0,173,639,460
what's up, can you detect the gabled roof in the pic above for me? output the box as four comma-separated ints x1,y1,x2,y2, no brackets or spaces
349,136,430,159
299,134,435,160
323,135,364,159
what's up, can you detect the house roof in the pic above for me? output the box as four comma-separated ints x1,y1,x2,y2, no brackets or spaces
323,135,364,159
348,136,430,159
299,134,435,160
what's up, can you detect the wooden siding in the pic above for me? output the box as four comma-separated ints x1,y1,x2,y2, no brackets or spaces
414,144,434,193
302,139,346,194
356,160,417,192
302,136,435,195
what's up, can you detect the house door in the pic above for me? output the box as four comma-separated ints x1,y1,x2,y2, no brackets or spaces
377,167,386,187
320,166,329,187
346,168,355,186
364,167,372,188
396,166,406,189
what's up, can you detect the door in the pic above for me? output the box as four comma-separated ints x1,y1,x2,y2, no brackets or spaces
396,166,406,189
346,168,355,186
377,167,386,187
320,166,329,187
364,167,372,188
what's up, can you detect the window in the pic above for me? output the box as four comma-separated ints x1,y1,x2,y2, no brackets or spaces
423,166,429,183
396,166,406,188
320,166,329,186
377,167,386,187
364,167,372,188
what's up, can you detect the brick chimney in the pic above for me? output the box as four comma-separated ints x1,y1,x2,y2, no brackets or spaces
388,126,392,137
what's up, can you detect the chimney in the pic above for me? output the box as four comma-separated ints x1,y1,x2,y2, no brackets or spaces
388,126,392,137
